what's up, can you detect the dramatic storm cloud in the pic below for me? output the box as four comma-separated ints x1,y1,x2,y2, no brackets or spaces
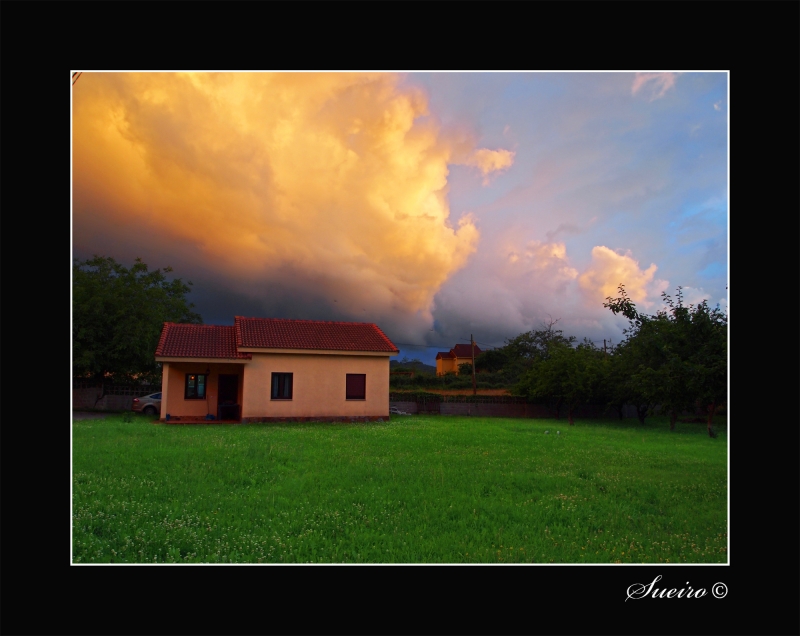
72,72,728,362
72,73,513,341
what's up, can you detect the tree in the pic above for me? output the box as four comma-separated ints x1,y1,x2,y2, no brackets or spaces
458,362,473,376
487,319,577,386
598,288,660,424
474,348,508,373
602,339,656,424
396,356,423,367
604,285,727,437
503,318,577,363
672,292,727,437
515,341,606,425
73,256,202,384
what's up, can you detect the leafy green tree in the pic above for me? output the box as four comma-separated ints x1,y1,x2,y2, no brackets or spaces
516,341,606,425
666,291,727,437
485,319,577,386
602,340,656,424
73,256,202,384
474,348,508,373
504,318,577,363
458,362,474,376
633,342,695,432
394,357,423,369
604,285,727,437
605,285,691,431
598,290,660,424
693,335,728,435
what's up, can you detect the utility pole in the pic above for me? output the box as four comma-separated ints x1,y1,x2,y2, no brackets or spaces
471,334,476,396
604,339,607,357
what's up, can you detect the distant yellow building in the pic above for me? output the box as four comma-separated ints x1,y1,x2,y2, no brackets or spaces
435,344,482,376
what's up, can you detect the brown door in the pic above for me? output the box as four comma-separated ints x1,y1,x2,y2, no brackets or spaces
218,375,239,420
218,375,239,404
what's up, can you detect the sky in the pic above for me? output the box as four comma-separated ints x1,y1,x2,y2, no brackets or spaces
71,72,728,365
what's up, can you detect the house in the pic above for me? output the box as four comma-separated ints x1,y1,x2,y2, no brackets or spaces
155,317,399,423
435,343,482,376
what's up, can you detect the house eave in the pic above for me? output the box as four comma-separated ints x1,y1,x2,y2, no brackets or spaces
155,356,251,364
237,347,398,357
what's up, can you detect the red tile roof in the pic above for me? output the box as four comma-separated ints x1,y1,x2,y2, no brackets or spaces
234,317,399,353
451,344,482,358
155,324,252,359
436,351,455,359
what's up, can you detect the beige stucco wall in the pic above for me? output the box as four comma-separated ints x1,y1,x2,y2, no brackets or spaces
242,352,390,418
162,362,246,418
161,362,170,416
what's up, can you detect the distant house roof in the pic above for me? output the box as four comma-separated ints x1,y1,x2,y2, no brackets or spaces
155,324,252,359
436,344,483,361
451,343,482,358
234,317,399,353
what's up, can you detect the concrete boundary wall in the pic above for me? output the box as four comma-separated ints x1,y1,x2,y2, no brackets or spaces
73,388,135,411
391,401,419,414
75,386,684,420
391,401,618,419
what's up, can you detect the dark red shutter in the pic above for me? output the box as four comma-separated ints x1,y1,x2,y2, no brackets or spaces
346,374,366,399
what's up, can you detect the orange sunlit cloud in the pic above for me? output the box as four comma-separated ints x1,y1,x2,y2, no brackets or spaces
578,246,669,307
466,148,516,175
72,73,519,323
504,240,578,285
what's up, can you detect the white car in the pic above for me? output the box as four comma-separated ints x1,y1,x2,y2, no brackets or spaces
131,392,162,416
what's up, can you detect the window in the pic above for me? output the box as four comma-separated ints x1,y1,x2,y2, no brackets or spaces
185,374,207,399
151,393,162,400
346,374,366,400
271,373,293,400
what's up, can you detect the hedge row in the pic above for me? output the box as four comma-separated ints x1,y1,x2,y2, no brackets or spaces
389,392,530,404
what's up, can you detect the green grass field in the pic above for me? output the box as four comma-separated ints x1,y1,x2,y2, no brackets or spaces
72,414,727,564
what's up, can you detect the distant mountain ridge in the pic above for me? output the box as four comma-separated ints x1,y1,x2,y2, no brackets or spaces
390,359,436,375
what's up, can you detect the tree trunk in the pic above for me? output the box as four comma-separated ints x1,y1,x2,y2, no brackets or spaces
93,375,107,408
669,409,677,431
554,398,562,419
568,406,575,426
617,404,624,420
637,405,647,425
707,401,717,438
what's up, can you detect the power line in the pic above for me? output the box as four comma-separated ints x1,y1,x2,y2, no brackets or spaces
72,72,82,86
393,340,501,351
393,341,499,351
391,342,451,349
460,338,500,350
